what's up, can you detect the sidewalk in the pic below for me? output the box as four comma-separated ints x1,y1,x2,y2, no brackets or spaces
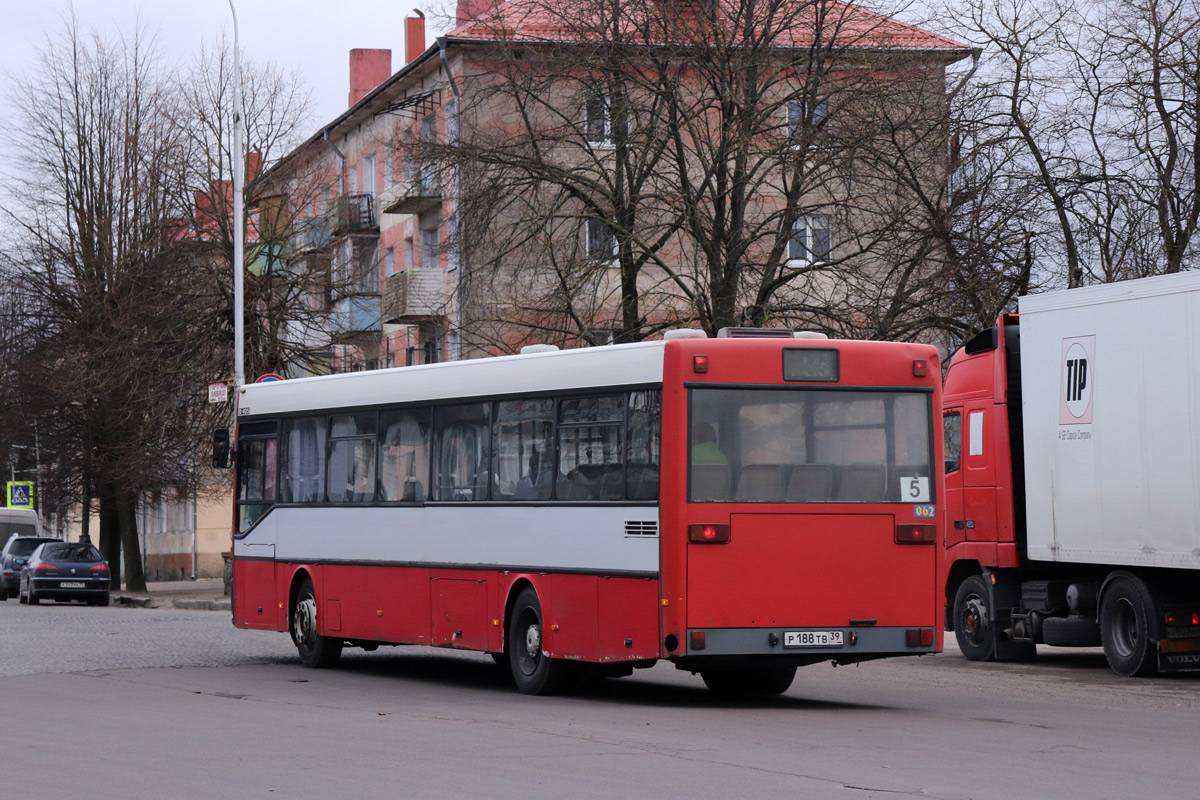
112,577,231,611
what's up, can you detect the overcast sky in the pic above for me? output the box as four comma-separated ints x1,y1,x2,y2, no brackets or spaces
2,0,456,136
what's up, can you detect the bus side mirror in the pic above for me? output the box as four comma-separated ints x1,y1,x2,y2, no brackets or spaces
213,428,231,469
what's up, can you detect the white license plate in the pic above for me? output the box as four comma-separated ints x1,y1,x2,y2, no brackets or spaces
60,581,85,588
783,630,844,648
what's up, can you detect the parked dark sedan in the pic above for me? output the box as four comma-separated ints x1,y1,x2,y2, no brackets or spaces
1,535,61,599
19,542,111,606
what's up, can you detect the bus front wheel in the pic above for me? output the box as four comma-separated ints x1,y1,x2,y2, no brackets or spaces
291,576,343,669
508,587,569,695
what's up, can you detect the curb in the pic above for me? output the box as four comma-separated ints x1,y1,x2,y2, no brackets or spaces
172,598,232,611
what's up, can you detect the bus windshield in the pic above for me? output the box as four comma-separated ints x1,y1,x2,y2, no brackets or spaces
688,387,933,504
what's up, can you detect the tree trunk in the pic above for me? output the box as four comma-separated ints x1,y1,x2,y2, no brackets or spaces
118,491,147,593
97,482,122,590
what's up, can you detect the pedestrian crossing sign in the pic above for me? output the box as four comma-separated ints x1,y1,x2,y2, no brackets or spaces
7,481,33,509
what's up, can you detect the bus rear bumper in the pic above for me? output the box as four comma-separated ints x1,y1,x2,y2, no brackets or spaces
676,625,938,661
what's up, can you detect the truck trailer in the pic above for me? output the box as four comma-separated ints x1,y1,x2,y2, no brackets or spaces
942,271,1200,676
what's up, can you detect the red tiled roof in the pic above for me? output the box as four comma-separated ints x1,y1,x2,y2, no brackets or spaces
447,0,966,53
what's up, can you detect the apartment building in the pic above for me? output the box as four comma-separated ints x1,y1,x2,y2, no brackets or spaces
262,0,970,368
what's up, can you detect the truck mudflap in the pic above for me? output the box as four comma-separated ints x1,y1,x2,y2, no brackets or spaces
1157,641,1200,672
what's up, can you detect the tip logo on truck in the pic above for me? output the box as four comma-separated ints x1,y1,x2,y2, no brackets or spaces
1059,336,1095,425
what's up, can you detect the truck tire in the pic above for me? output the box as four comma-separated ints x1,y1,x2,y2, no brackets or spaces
953,575,996,662
1100,576,1156,677
1041,616,1101,647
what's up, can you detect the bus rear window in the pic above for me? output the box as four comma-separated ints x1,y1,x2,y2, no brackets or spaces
688,387,933,504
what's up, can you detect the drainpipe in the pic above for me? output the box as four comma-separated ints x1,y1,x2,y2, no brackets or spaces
437,36,464,361
946,48,982,208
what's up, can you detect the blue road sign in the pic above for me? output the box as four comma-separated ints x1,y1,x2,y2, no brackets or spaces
7,481,33,509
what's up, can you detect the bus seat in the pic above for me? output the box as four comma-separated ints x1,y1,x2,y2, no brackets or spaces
401,478,424,502
735,464,786,502
691,464,731,501
836,465,886,501
786,465,834,502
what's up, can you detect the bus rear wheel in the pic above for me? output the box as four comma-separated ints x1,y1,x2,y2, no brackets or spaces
508,587,569,695
701,664,796,696
291,576,343,669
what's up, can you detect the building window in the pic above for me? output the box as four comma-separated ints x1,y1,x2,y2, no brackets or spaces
586,217,617,261
786,98,829,147
348,165,357,194
363,153,376,196
403,130,414,182
404,237,415,271
420,217,440,269
788,215,832,264
384,147,393,191
385,246,395,276
585,95,626,146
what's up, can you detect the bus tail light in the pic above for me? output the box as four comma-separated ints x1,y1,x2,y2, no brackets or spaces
906,628,934,647
912,359,928,377
688,523,729,544
693,355,709,373
895,524,936,545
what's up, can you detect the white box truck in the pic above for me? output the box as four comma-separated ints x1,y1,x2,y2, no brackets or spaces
941,270,1200,675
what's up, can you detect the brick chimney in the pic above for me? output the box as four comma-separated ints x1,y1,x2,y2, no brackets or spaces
456,0,499,24
406,11,426,64
348,48,392,108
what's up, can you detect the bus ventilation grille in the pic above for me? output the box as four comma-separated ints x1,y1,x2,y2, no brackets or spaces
624,520,659,538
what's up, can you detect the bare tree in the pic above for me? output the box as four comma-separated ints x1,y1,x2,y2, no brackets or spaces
0,18,229,590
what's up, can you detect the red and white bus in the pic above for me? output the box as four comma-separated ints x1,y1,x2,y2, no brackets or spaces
227,331,943,695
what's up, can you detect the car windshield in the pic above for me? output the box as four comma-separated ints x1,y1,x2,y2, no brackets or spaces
8,538,57,557
41,543,103,562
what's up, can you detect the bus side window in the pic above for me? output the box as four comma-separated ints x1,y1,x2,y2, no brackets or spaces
556,394,624,501
943,411,962,473
280,416,328,503
327,413,377,503
380,408,431,502
434,404,491,501
493,398,554,501
627,391,661,500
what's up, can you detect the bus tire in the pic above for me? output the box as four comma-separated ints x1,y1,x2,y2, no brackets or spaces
291,576,343,669
1100,576,1156,677
953,575,995,662
701,664,796,696
508,587,569,695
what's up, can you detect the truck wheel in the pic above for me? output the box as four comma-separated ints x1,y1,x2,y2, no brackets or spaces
953,575,995,661
1041,616,1101,647
1100,577,1156,677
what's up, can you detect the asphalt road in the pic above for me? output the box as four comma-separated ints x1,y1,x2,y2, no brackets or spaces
1,600,1197,799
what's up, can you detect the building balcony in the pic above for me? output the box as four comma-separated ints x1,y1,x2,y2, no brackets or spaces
332,194,378,236
331,293,382,340
382,269,447,322
287,215,332,259
380,169,443,215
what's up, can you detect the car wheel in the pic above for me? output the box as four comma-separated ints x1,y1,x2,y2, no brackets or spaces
18,581,27,604
953,575,995,661
27,584,39,605
290,576,342,668
508,587,570,695
98,593,110,607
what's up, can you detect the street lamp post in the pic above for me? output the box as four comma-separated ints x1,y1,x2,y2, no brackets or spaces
228,0,245,390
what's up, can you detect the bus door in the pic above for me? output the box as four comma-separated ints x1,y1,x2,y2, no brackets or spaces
233,422,280,630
